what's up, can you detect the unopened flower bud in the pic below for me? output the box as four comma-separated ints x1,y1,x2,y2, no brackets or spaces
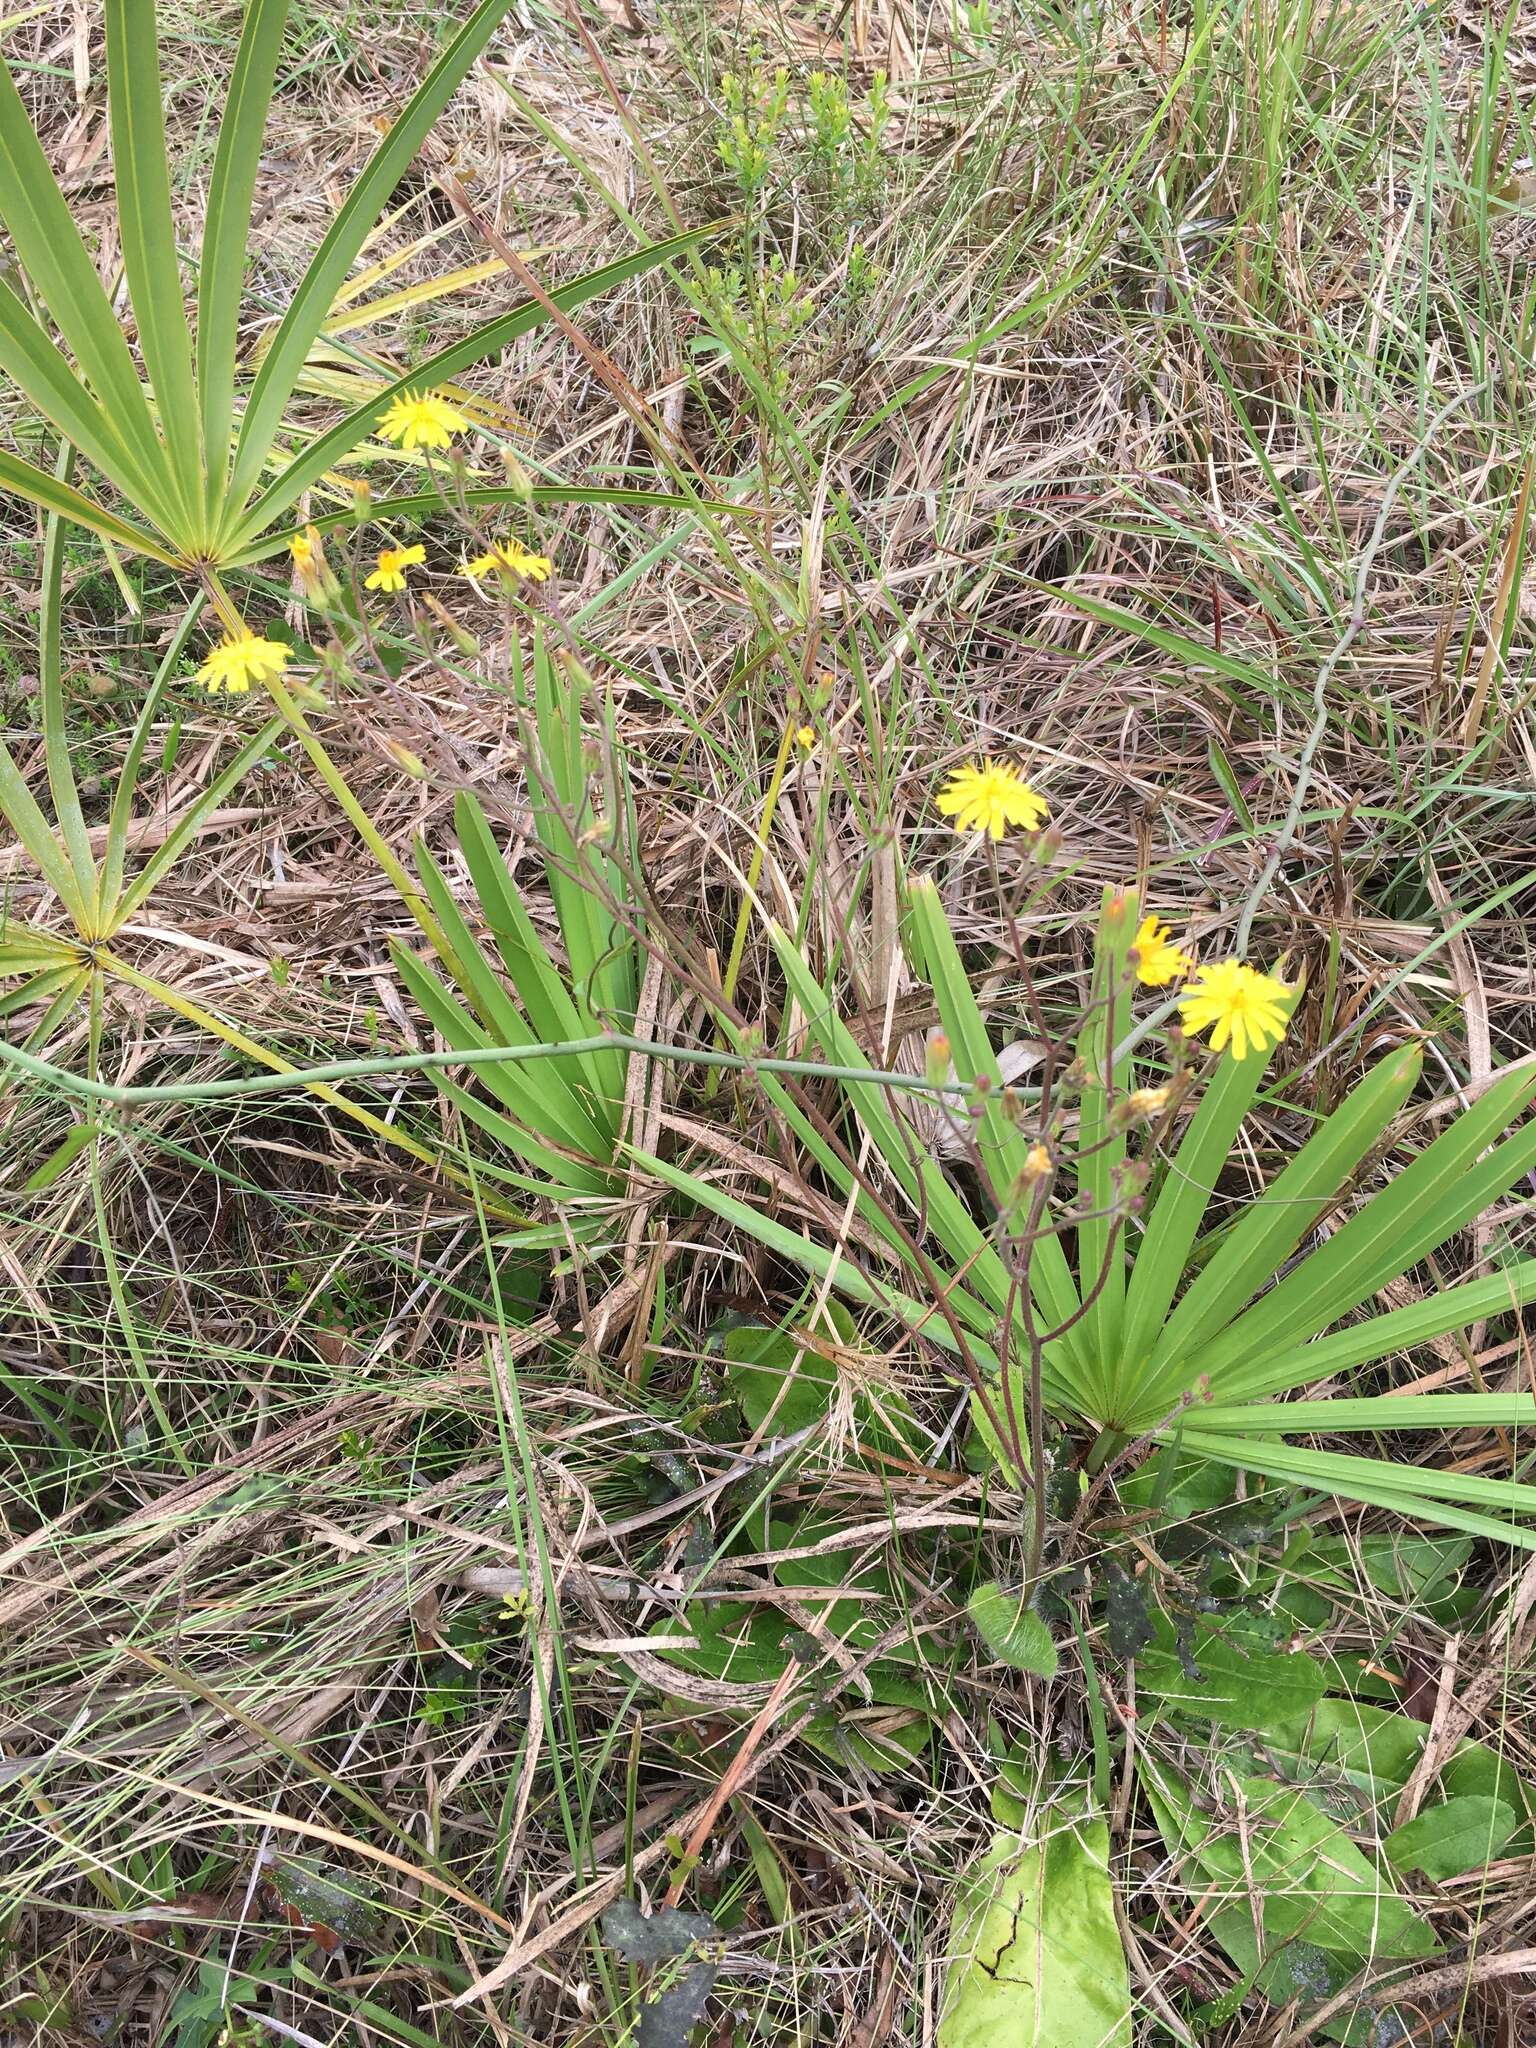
499,446,535,503
925,1032,951,1090
379,737,427,779
286,673,330,713
422,594,480,657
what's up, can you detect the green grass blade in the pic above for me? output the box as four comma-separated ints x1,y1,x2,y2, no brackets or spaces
197,0,292,519
454,793,613,1108
1140,1043,1424,1407
0,49,173,509
0,446,179,561
904,876,1084,1346
114,718,285,926
629,1142,1003,1375
1075,888,1136,1396
223,0,513,518
0,281,179,527
1023,580,1300,711
99,598,206,921
1188,1060,1536,1388
227,224,724,543
104,0,202,529
1119,983,1301,1372
38,458,99,933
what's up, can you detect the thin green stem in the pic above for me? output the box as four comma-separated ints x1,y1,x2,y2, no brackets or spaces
85,969,193,1475
716,714,798,1042
200,567,450,958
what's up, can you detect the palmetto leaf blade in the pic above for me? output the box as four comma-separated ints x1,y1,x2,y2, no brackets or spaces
225,0,513,516
1207,1258,1536,1405
197,0,292,520
1119,983,1301,1370
1183,1058,1536,1390
0,47,172,504
104,0,203,529
0,281,180,529
227,224,724,547
1134,1042,1423,1418
39,462,99,932
0,446,179,561
1178,1427,1536,1550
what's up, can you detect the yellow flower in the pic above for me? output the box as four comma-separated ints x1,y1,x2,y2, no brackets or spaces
1178,961,1292,1062
364,543,427,593
793,725,816,750
196,629,292,696
460,538,553,583
376,389,470,451
1020,1140,1054,1182
936,760,1048,839
1131,914,1192,988
1125,1086,1171,1116
289,528,315,570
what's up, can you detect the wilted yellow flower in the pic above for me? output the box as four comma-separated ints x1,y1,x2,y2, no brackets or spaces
1019,1140,1054,1182
376,389,470,451
289,528,316,571
1124,1086,1171,1119
1130,915,1191,988
461,538,553,583
794,725,816,750
936,760,1048,840
1179,961,1291,1062
196,629,292,696
364,543,426,593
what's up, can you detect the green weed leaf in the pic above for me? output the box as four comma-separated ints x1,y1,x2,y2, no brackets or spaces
1383,1794,1517,1881
938,1814,1131,2046
967,1583,1059,1679
1137,1611,1325,1731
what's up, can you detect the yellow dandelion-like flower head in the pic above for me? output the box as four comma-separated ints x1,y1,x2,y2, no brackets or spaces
196,629,293,696
936,759,1048,840
793,725,816,751
460,538,553,584
1130,914,1192,988
376,389,470,452
289,528,316,570
1178,960,1292,1062
364,543,427,593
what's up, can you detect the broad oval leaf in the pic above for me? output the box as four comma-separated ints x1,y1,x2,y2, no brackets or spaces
1136,1611,1325,1732
1383,1794,1517,1881
938,1815,1132,2047
968,1583,1059,1680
